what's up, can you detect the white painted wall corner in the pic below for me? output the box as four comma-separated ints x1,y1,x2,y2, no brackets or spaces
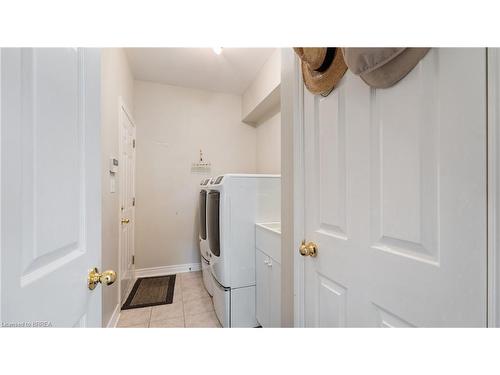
106,303,121,328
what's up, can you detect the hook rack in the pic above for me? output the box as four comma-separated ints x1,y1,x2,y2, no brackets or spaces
191,148,211,173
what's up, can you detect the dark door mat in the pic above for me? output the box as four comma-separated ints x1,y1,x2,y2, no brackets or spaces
121,275,176,310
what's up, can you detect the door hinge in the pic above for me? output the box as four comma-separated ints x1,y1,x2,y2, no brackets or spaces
132,255,135,265
132,197,135,206
133,139,136,148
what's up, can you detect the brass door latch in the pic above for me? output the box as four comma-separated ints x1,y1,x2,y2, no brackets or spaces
299,240,318,257
87,267,117,290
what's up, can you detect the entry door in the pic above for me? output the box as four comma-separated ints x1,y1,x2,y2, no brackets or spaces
302,48,487,327
119,105,136,303
1,48,102,327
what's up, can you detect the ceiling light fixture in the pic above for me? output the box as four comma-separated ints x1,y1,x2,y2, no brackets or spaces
213,47,223,55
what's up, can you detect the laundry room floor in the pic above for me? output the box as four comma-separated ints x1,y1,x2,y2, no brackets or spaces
116,271,221,328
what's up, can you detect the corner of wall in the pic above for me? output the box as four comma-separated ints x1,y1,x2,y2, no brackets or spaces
101,47,135,327
242,49,281,123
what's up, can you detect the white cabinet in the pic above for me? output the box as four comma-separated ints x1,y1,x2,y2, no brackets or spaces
255,249,281,327
268,256,281,327
256,249,269,326
255,223,281,327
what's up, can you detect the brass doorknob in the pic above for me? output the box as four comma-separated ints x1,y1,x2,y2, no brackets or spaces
87,267,117,290
299,240,318,257
121,218,130,224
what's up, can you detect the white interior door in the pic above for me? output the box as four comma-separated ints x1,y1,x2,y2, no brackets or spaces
302,48,487,327
1,48,102,327
119,104,135,304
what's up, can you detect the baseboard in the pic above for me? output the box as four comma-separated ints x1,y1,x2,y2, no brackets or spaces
106,303,121,328
135,262,201,278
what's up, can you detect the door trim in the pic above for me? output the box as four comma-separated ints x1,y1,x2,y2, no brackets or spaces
118,97,136,305
281,48,305,327
106,302,121,328
487,48,500,327
0,48,3,324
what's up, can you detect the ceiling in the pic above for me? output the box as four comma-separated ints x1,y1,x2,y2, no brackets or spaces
125,48,276,95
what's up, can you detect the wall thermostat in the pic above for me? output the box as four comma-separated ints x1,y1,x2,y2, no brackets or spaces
109,158,119,174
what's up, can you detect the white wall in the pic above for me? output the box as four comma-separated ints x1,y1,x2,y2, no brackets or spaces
101,48,134,326
242,49,281,174
256,111,281,174
134,81,257,270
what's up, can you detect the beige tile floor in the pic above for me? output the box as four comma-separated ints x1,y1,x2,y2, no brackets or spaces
116,271,221,328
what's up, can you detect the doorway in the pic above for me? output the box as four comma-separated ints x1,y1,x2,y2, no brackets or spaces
118,100,136,305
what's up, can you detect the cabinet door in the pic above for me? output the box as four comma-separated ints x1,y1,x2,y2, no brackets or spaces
269,258,282,327
255,249,269,327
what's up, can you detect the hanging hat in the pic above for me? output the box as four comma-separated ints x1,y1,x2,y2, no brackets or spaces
341,48,430,89
294,47,347,95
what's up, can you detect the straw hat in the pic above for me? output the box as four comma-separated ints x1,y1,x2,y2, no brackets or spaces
294,47,347,95
341,48,430,89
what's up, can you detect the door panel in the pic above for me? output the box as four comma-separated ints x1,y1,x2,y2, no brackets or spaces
303,48,487,327
318,275,347,328
1,48,101,327
373,304,415,328
21,48,83,283
318,91,347,239
370,52,439,264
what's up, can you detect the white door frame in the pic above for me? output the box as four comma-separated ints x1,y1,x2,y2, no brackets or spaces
281,48,305,327
0,48,3,324
283,47,499,327
487,48,500,327
118,97,136,305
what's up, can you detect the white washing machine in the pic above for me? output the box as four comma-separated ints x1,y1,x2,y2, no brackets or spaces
206,174,280,327
198,177,214,296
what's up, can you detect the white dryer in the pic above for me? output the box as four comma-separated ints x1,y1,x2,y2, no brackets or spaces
207,174,280,327
198,177,214,296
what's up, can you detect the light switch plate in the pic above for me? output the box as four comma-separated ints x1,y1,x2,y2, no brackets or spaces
110,175,116,193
